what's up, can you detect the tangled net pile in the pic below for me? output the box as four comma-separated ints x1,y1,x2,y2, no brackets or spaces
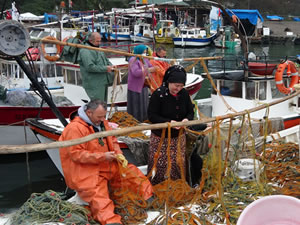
264,142,300,197
11,117,299,225
111,117,299,225
9,190,99,225
109,111,149,139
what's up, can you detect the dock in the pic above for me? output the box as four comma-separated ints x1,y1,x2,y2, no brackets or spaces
249,20,300,44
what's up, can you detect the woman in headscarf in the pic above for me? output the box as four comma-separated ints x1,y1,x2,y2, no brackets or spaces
127,44,157,122
147,65,195,185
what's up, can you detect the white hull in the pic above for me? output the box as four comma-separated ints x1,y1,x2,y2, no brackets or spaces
130,35,153,43
173,39,212,47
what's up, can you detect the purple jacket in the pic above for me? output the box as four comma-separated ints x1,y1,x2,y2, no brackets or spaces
127,57,153,93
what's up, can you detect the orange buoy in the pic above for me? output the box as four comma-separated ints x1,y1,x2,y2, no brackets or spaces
275,60,299,94
41,36,61,62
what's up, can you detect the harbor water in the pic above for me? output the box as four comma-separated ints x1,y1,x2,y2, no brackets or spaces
1,42,300,212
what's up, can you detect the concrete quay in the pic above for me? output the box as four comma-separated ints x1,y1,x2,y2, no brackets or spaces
249,20,300,44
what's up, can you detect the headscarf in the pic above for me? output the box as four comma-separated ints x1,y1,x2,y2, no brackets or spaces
163,65,187,85
133,44,148,60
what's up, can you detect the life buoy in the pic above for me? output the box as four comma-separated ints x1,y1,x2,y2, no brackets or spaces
41,36,61,62
275,60,299,94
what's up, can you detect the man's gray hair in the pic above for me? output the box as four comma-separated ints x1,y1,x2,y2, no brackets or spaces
85,99,107,111
88,32,99,42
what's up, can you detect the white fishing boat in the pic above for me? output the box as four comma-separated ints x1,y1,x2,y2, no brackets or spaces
107,25,131,41
198,58,300,129
130,22,154,43
173,27,218,47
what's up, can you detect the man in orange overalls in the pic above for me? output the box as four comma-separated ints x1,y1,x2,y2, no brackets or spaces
59,100,153,225
149,46,170,93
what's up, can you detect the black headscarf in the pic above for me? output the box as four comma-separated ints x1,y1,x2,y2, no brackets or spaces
163,65,187,86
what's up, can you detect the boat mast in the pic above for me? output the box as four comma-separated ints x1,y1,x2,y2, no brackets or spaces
201,0,249,79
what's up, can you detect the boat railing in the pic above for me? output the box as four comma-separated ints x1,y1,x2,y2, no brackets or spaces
100,42,155,58
207,53,299,80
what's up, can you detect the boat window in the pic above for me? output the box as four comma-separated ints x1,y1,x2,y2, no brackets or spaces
8,64,13,78
14,65,19,78
39,32,51,38
219,80,242,98
259,81,267,100
19,69,24,79
181,30,187,34
66,69,76,84
56,65,63,77
43,64,56,78
30,30,41,38
77,71,82,86
246,81,266,100
270,80,286,99
188,31,194,35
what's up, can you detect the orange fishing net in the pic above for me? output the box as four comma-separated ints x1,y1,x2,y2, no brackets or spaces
109,111,148,139
109,117,299,225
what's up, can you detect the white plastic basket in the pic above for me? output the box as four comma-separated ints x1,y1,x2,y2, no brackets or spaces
233,158,263,182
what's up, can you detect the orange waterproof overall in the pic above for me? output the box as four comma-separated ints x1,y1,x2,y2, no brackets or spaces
59,117,153,225
149,52,170,92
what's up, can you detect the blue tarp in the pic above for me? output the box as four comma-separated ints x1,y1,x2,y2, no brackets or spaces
293,17,300,21
266,15,284,21
43,13,58,24
225,9,264,25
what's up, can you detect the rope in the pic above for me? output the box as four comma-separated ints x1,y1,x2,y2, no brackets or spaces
9,190,98,225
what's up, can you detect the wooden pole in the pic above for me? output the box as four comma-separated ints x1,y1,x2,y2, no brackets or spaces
0,90,299,154
40,37,222,62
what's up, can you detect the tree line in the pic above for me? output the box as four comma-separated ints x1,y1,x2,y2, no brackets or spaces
0,0,299,18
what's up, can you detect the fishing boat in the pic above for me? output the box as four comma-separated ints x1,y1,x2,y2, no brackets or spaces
247,61,277,75
213,26,241,49
107,25,131,41
154,20,179,44
173,27,218,47
199,56,300,129
87,21,110,41
130,22,154,43
0,59,80,125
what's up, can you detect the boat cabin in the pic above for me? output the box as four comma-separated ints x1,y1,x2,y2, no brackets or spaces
209,74,299,120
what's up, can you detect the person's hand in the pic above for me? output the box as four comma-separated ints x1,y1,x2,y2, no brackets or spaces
182,118,188,123
107,65,114,72
105,152,116,161
171,120,180,129
148,66,159,73
171,119,188,129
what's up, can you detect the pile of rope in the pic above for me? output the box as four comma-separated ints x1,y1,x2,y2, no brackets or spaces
9,190,99,225
109,111,149,139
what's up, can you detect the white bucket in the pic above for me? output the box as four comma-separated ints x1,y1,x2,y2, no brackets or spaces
233,159,262,182
237,195,300,225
